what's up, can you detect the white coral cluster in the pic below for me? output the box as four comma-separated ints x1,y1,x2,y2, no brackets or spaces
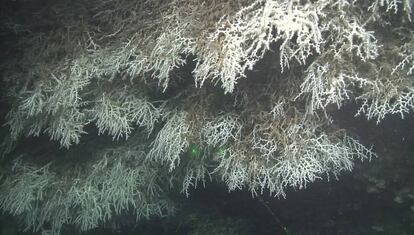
0,0,413,234
0,148,173,234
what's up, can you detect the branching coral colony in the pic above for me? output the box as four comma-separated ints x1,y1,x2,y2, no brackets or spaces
0,0,412,234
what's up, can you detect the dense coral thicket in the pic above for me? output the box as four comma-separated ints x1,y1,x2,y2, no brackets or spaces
0,0,413,234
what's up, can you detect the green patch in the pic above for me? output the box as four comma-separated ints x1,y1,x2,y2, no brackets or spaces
188,143,201,158
215,146,226,157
